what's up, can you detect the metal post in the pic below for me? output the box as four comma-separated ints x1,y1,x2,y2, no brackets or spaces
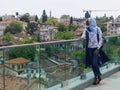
3,49,5,90
36,45,40,90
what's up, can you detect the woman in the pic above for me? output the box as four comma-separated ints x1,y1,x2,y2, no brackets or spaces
81,18,103,85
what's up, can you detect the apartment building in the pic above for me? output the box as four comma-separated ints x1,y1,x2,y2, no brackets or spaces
35,24,56,41
106,21,120,35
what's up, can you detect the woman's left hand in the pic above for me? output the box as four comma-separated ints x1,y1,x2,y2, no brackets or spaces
94,49,99,56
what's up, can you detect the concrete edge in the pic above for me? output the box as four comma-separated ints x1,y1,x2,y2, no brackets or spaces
69,65,120,90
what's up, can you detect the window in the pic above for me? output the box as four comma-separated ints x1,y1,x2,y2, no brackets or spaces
12,65,15,69
18,65,20,69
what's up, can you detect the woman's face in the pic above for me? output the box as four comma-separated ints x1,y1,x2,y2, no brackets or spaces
86,20,89,26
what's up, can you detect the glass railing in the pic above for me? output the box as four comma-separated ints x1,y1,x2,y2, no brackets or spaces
0,35,120,90
103,35,120,63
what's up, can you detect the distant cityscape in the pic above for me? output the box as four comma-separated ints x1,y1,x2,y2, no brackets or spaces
0,11,119,46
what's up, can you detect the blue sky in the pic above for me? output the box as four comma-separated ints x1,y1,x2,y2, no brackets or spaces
0,0,120,18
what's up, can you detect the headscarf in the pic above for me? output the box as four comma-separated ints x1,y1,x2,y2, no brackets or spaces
87,18,100,34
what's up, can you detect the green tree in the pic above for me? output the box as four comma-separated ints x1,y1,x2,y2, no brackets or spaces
42,10,48,23
0,17,2,21
57,23,68,32
72,51,85,60
35,15,38,22
69,16,73,31
55,31,73,40
2,32,13,41
4,21,23,34
108,37,118,45
46,17,59,26
45,45,52,57
70,16,73,25
20,13,30,23
37,19,42,24
5,46,36,61
26,22,38,35
16,12,19,17
85,11,91,19
117,48,120,60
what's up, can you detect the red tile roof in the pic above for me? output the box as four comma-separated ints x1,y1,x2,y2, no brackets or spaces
5,57,29,64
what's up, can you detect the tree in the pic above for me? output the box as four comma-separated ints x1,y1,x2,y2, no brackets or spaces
26,22,38,35
16,12,19,17
20,13,30,23
85,11,91,19
42,10,48,23
70,16,73,25
4,21,23,34
108,37,118,46
72,51,85,61
0,17,2,21
57,23,68,32
5,46,36,61
117,48,120,60
2,32,13,41
45,45,52,57
46,17,59,26
35,15,38,22
55,31,73,40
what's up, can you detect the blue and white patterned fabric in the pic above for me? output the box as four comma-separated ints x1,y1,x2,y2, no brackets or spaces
81,18,102,49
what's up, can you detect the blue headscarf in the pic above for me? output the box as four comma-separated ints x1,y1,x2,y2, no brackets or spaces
87,18,100,34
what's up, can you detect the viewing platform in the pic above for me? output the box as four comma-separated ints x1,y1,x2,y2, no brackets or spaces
84,71,120,90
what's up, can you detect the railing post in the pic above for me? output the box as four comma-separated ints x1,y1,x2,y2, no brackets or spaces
61,80,68,87
3,49,5,90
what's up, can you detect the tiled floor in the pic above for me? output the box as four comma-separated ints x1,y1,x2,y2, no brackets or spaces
84,71,120,90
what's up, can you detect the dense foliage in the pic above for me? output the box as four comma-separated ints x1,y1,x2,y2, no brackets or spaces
5,46,36,61
4,21,23,34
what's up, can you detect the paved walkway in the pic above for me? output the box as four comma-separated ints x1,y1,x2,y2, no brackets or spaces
84,71,120,90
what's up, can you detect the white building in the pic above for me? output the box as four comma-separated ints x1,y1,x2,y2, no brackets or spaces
2,15,15,21
36,24,56,41
106,21,120,35
60,15,70,24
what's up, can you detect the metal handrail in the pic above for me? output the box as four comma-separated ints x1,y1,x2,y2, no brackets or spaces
0,39,79,49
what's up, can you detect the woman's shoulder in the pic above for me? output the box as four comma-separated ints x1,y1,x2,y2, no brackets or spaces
96,27,102,34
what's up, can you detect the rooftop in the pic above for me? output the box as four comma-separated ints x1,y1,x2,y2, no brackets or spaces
5,57,29,64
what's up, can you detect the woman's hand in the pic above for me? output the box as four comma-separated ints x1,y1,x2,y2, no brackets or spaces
80,37,85,40
94,49,99,56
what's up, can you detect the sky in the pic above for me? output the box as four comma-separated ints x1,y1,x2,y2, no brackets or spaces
0,0,120,18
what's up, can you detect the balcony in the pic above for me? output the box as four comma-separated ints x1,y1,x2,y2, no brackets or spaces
0,35,120,90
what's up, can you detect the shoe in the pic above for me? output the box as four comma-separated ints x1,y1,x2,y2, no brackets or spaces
98,75,102,83
93,77,99,85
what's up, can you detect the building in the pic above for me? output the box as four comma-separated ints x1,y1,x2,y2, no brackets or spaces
106,21,120,35
73,18,86,26
36,24,56,41
3,57,29,75
2,15,15,21
60,15,70,24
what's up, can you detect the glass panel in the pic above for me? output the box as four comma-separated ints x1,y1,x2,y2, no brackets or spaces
3,45,37,90
103,36,120,63
0,39,93,90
